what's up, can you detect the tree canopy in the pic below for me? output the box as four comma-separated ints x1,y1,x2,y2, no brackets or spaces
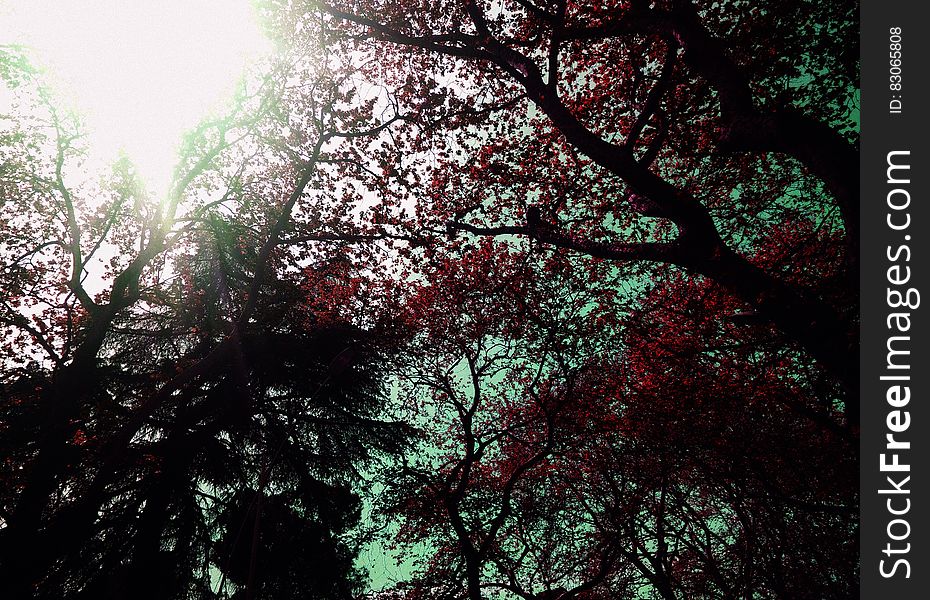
1,1,858,598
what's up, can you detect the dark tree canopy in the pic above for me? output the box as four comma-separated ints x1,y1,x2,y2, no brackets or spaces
1,1,858,599
319,0,859,408
1,29,411,599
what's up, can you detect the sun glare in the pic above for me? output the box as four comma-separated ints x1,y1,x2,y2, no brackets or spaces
1,0,271,197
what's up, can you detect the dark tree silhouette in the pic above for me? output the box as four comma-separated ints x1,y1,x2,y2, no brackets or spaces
1,2,859,598
375,231,856,600
316,0,859,422
0,34,410,599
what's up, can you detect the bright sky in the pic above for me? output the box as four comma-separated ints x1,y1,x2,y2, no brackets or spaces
0,0,270,197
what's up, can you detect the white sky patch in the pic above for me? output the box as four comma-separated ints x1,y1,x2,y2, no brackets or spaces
0,0,270,198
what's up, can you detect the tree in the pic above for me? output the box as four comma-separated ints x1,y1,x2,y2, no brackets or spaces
373,241,625,600
0,24,409,598
1,2,859,598
318,0,859,422
375,230,856,599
